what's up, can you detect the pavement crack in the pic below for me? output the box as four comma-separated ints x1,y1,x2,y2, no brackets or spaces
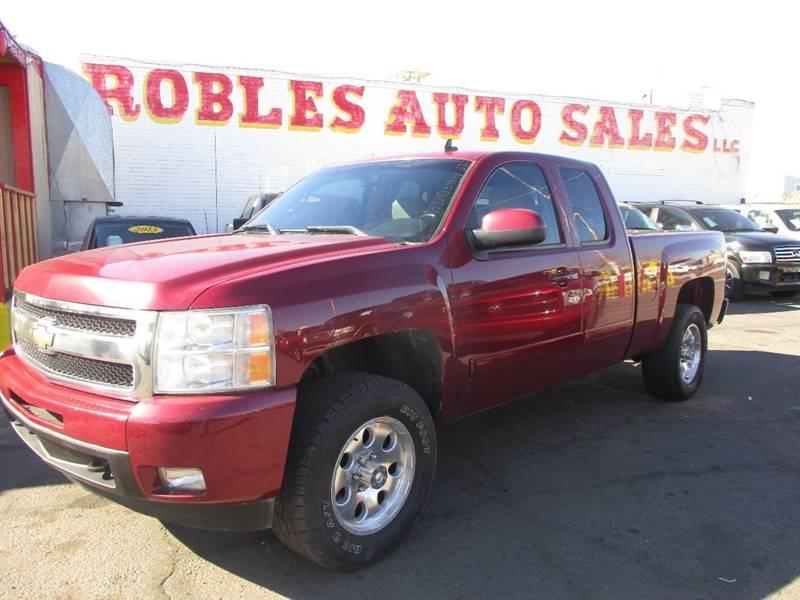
158,528,180,600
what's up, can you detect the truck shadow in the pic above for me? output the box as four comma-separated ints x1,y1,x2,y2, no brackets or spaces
165,347,800,600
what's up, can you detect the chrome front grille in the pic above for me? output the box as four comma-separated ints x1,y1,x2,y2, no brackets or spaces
774,246,800,264
16,338,134,387
13,293,137,337
11,292,158,400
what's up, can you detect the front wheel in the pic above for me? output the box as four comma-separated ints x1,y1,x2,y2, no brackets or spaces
273,373,437,570
641,304,708,402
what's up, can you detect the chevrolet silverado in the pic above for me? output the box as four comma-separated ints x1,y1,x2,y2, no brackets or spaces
1,151,727,570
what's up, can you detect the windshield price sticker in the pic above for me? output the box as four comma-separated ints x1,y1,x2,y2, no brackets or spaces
128,225,164,234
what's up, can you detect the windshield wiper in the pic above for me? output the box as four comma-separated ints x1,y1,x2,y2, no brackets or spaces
280,225,368,236
236,222,279,235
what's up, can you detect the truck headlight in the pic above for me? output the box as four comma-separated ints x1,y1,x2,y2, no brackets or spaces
738,251,773,264
154,306,274,393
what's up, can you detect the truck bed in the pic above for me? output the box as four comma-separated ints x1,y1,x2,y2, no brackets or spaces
626,229,727,359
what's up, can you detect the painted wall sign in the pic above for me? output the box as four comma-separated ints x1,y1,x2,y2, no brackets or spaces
81,57,753,233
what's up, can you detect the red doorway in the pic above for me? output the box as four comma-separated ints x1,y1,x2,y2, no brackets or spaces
0,63,34,193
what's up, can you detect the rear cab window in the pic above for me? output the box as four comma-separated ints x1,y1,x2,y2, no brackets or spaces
559,167,608,243
94,222,196,247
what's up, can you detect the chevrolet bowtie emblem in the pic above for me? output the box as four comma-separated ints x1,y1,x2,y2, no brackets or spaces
31,317,57,354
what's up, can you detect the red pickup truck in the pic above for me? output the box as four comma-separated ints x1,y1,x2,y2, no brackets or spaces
1,151,726,570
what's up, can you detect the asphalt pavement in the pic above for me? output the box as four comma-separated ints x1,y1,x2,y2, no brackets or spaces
1,294,799,599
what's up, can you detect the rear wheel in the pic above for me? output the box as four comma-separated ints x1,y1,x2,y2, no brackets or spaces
725,261,744,302
273,373,437,570
642,304,708,402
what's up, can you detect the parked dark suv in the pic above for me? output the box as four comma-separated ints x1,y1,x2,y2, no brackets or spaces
81,216,197,251
633,202,800,300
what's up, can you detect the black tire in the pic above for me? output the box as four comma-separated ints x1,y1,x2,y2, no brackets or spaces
641,304,708,402
725,260,745,302
770,290,798,299
273,373,437,571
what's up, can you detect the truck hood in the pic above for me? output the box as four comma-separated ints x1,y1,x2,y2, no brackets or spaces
14,233,395,310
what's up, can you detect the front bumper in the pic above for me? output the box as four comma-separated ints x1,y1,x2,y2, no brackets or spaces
0,352,296,531
740,263,800,290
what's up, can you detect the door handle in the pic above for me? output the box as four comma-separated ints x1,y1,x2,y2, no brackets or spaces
549,268,580,287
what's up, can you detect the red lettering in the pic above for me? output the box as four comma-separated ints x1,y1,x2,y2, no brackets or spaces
238,76,282,128
330,85,365,133
385,90,431,136
432,93,467,138
559,103,589,146
289,80,324,130
83,63,140,120
144,69,188,123
475,96,505,141
590,106,624,148
510,100,541,144
681,114,710,153
654,111,677,151
627,109,653,149
194,72,233,124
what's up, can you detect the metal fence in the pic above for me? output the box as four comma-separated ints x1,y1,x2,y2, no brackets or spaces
0,183,37,297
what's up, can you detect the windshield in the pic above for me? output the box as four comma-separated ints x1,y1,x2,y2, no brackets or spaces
691,208,762,232
243,159,471,242
94,222,195,247
619,205,659,230
776,209,800,232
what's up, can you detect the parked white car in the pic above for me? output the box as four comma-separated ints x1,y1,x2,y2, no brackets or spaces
737,203,800,241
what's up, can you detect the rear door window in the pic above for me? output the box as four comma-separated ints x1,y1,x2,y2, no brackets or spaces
559,167,608,243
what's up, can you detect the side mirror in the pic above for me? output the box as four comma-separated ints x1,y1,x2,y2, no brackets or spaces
762,226,779,234
470,208,547,250
231,218,249,231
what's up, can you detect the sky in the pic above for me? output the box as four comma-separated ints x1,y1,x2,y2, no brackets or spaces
3,0,798,201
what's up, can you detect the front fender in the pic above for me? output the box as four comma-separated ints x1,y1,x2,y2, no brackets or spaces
189,242,456,389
